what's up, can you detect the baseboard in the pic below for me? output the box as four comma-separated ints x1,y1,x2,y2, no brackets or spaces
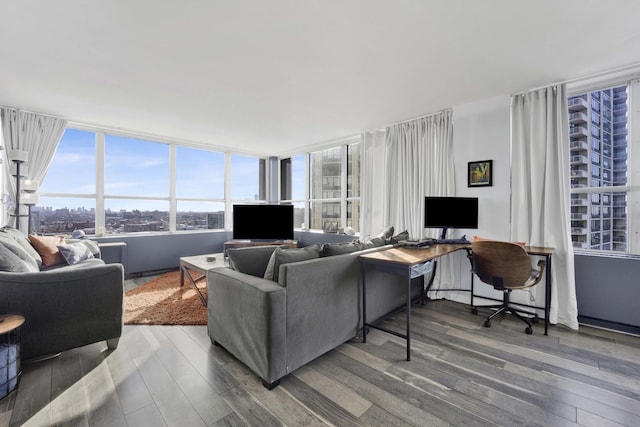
578,315,640,337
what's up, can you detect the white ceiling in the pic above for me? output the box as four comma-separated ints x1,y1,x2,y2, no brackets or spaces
2,0,640,156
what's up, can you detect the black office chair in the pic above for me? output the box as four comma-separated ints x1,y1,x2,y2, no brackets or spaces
471,240,546,334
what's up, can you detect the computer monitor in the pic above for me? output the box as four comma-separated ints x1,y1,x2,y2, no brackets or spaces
424,196,478,239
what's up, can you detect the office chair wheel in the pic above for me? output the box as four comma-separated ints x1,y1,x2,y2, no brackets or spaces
525,326,533,335
484,320,491,328
471,307,478,315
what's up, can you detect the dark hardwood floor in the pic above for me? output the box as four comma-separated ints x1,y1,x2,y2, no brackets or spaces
1,295,640,426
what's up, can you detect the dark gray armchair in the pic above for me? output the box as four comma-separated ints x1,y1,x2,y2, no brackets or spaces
0,226,124,360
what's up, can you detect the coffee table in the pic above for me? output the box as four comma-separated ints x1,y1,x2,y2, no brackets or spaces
179,253,227,307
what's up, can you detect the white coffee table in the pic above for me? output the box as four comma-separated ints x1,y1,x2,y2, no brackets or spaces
179,253,227,307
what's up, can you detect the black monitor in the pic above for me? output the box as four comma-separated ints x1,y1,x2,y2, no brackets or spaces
232,204,294,240
424,196,478,239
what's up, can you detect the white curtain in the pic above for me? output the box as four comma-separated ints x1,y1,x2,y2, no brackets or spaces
360,129,387,238
384,110,454,239
1,108,67,229
511,85,579,330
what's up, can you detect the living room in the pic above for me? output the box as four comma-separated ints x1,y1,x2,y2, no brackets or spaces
2,1,640,426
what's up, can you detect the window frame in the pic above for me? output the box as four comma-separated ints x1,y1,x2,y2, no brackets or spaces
567,77,639,256
37,126,267,235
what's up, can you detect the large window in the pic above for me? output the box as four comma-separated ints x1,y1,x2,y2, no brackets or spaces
176,146,225,230
38,128,97,234
568,81,638,254
35,128,266,235
299,139,361,233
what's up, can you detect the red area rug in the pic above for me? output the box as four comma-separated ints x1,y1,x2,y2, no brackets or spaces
124,270,207,325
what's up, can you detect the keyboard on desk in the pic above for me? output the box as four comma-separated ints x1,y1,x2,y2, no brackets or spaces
400,237,470,248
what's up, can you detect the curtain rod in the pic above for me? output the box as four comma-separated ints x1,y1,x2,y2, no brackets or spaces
377,107,453,131
511,61,640,96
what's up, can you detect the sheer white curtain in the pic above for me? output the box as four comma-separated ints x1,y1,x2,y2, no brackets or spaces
384,110,454,238
360,129,387,238
1,108,67,229
511,85,579,330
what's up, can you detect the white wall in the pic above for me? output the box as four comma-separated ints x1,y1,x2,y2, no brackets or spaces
439,95,520,305
453,95,511,240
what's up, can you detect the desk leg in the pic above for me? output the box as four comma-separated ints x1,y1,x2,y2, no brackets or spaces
180,263,185,287
362,265,367,344
545,254,552,336
406,273,411,361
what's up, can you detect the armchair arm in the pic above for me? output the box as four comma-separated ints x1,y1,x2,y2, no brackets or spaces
207,268,286,385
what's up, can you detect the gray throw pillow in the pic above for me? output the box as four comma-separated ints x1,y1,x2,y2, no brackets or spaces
0,237,39,272
264,244,321,282
57,242,95,265
0,226,43,268
319,241,362,257
388,230,410,244
227,245,281,277
376,226,395,240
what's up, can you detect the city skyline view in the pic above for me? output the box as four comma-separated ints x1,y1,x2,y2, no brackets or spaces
39,129,264,211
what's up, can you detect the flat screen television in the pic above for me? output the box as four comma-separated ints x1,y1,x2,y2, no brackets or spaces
232,204,294,240
424,196,478,238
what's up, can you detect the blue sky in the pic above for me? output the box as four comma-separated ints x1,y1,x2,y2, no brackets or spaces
40,128,264,210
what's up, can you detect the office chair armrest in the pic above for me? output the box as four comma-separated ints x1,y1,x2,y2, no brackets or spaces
523,259,546,288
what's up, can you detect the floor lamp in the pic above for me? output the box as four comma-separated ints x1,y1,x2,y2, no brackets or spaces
21,185,39,234
9,150,28,232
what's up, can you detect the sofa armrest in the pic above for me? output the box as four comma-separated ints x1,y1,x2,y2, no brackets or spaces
207,268,287,384
0,262,124,359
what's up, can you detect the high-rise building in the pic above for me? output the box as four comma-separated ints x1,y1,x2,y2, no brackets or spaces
569,85,628,251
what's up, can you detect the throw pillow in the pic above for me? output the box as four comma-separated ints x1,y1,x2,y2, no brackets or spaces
0,235,39,272
0,226,43,268
28,234,66,267
57,242,95,265
319,241,362,257
227,245,281,277
388,230,410,244
376,225,395,240
264,244,321,282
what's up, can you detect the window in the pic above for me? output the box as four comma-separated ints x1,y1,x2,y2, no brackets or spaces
36,129,97,234
231,155,265,201
176,146,225,230
316,142,360,233
283,139,361,233
36,127,266,235
280,154,306,228
568,82,635,253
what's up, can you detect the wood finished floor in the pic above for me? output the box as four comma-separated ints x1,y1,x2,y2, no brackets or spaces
2,291,640,426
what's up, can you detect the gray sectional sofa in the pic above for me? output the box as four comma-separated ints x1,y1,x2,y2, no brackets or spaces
207,238,421,389
0,226,124,360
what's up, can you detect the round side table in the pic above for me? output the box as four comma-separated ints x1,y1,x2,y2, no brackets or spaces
0,314,25,400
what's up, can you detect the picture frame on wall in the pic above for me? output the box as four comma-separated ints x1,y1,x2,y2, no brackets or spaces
468,160,493,187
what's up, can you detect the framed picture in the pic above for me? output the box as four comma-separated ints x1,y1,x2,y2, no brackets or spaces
468,160,493,187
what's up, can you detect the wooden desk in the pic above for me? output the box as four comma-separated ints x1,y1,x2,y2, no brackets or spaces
360,244,554,361
360,245,469,361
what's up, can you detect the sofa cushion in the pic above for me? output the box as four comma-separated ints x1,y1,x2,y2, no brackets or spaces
28,234,66,267
227,245,281,277
58,242,95,265
264,245,321,282
319,241,362,257
0,235,39,272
